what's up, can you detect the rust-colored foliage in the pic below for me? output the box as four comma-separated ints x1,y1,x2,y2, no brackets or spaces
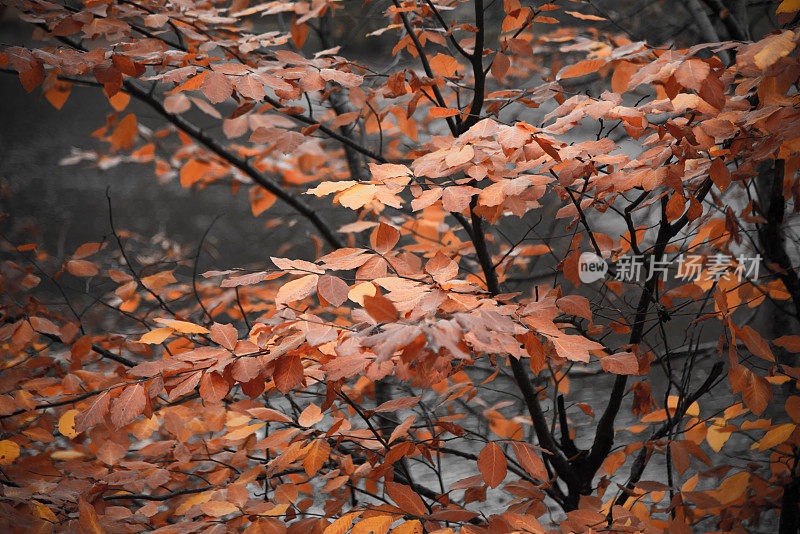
2,0,800,532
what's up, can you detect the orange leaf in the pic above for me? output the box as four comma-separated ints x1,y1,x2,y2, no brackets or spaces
600,352,639,375
559,59,605,79
385,482,426,516
317,275,349,307
429,53,459,77
180,159,212,187
363,294,399,323
298,403,323,427
200,71,233,103
734,324,775,362
66,259,99,277
75,390,111,433
200,500,239,517
425,251,458,284
675,59,710,92
110,383,146,429
276,273,319,306
511,442,547,480
154,318,209,334
303,439,330,476
0,440,20,465
429,106,460,118
556,295,592,320
249,186,277,216
775,335,800,352
199,372,230,403
375,396,419,413
210,322,238,351
59,409,79,438
78,497,104,534
274,354,304,393
111,113,137,151
371,222,400,254
477,441,507,488
138,327,173,344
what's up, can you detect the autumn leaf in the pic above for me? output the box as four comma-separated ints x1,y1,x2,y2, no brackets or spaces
375,396,419,413
777,0,800,13
754,30,796,70
385,482,426,516
110,113,137,151
75,390,111,433
0,440,20,465
58,409,80,438
298,403,323,427
559,59,606,79
153,318,209,334
200,500,239,517
223,422,265,441
754,423,796,451
249,186,277,216
78,497,104,534
317,275,349,307
429,53,459,77
425,251,458,284
675,59,710,92
348,281,377,305
67,259,99,277
273,354,304,393
303,439,331,477
477,442,507,488
276,273,319,306
210,322,238,351
138,327,173,345
110,383,146,429
430,106,460,118
200,71,233,103
199,372,230,403
363,294,398,322
511,442,547,480
600,352,639,375
734,324,775,362
338,184,378,209
371,222,399,254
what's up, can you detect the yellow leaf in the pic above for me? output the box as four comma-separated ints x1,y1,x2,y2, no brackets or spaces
59,409,79,438
153,318,210,334
754,423,796,451
0,440,20,464
706,418,731,452
348,282,377,305
138,327,174,344
777,0,800,14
